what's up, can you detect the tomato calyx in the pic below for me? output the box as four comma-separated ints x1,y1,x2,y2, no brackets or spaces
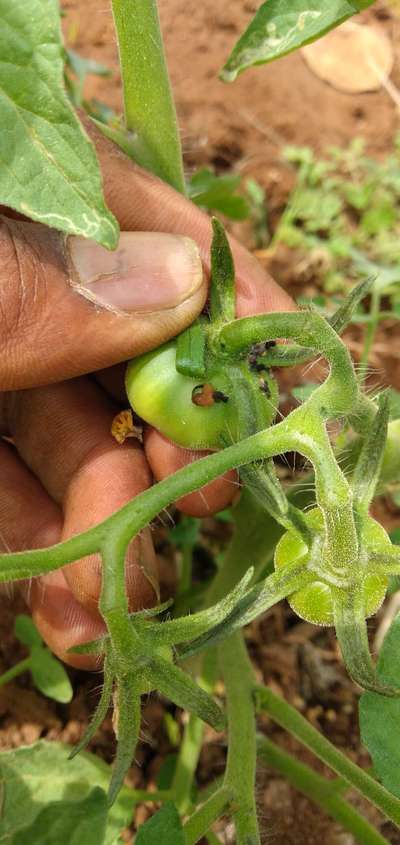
274,505,400,697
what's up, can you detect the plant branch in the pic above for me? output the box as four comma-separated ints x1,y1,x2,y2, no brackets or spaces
111,0,185,192
257,735,390,845
221,634,260,844
183,786,234,845
255,685,400,827
0,657,31,688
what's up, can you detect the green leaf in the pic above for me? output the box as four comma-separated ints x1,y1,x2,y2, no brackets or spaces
14,614,42,648
391,528,400,545
65,49,111,84
188,168,250,220
221,0,375,82
0,0,118,247
136,802,185,845
388,388,400,421
170,516,200,548
11,787,108,845
0,741,133,844
156,754,178,790
30,646,73,703
360,614,400,797
292,382,319,402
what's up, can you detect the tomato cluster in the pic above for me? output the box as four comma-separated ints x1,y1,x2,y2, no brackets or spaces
274,507,390,626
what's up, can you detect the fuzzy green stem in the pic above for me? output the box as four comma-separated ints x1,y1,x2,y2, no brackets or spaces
359,287,381,386
183,786,234,845
257,736,390,845
111,0,185,192
255,685,400,827
222,634,260,844
0,420,328,582
177,544,194,598
172,650,218,814
206,832,222,845
0,656,31,687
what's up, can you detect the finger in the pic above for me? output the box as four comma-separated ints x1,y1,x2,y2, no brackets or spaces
144,429,238,517
4,378,157,613
0,215,205,390
0,440,103,668
84,118,296,315
28,570,106,670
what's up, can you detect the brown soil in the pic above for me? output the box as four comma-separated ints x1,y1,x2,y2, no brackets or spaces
1,1,400,843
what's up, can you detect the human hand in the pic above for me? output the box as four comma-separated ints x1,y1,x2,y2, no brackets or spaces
0,122,294,668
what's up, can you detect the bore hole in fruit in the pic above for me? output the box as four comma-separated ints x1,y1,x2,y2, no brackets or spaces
192,384,229,406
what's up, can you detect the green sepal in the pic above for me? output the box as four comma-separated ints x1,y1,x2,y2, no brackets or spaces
176,318,208,379
352,391,390,514
334,590,400,698
240,463,312,542
329,276,375,335
369,546,400,576
69,571,254,656
69,644,114,759
179,562,315,659
210,217,236,324
68,598,174,655
147,655,225,732
142,569,253,647
108,675,142,805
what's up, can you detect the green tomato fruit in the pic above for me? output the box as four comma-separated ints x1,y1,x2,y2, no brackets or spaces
380,418,400,487
274,508,389,626
126,341,275,450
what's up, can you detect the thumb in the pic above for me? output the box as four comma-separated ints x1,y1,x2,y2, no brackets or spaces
0,216,206,390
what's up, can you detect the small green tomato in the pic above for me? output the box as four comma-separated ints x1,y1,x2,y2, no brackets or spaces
380,419,400,487
126,340,275,450
274,508,389,626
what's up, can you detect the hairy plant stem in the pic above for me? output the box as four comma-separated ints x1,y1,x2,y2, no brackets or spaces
255,685,400,827
183,786,235,845
174,492,266,836
359,286,381,386
0,657,31,688
0,404,352,585
221,634,260,844
111,0,185,192
257,736,390,845
172,649,218,815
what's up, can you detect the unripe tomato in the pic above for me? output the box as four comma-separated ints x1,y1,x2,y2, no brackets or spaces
274,508,389,626
126,341,275,450
380,419,400,487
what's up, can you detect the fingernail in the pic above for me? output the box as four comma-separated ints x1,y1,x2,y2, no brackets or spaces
68,232,203,313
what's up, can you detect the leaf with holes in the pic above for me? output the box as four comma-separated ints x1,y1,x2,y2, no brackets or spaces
221,0,375,82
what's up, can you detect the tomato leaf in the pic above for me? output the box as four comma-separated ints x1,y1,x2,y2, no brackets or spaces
221,0,375,82
30,646,73,703
359,614,400,797
136,802,185,845
11,787,108,845
0,741,133,844
14,613,42,648
170,516,200,548
0,0,118,247
188,168,250,220
388,388,400,421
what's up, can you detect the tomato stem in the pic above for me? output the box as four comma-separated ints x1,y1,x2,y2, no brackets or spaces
255,685,400,828
257,736,390,845
111,0,185,192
